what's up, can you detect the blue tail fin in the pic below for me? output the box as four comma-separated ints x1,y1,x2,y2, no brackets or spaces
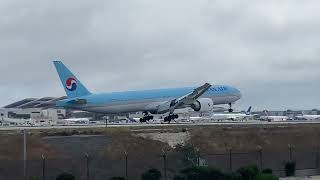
53,60,91,98
246,106,252,115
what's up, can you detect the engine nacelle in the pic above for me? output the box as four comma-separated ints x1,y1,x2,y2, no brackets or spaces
191,98,214,112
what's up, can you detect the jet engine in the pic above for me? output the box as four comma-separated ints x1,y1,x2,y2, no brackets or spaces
191,98,214,112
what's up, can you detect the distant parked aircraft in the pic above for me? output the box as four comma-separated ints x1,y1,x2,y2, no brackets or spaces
296,112,320,121
207,106,253,121
260,110,288,122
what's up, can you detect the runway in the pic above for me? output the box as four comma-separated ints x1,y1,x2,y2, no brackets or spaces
0,120,320,131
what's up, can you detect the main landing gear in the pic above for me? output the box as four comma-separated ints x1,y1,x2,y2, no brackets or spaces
228,103,234,113
140,112,154,123
163,113,179,123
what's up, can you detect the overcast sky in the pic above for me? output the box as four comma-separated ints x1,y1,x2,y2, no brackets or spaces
0,0,320,111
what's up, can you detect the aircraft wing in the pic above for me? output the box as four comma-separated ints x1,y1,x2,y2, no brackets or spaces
156,83,212,114
167,83,212,113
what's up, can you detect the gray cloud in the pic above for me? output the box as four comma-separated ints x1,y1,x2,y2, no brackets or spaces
0,0,320,110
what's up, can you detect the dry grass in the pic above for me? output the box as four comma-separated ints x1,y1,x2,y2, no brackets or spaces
0,124,319,160
189,124,320,153
0,134,60,160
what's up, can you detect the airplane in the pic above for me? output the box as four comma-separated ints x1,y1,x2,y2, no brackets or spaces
53,60,242,123
210,106,253,121
259,110,289,122
62,118,90,124
190,106,252,121
295,112,320,121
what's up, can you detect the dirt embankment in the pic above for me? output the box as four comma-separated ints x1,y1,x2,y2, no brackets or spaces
0,124,320,160
189,125,320,153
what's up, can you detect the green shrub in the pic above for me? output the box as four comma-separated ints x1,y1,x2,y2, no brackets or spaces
262,169,273,174
181,166,231,180
223,172,242,180
175,144,198,167
173,175,185,180
109,177,126,180
141,168,162,180
285,161,296,177
71,130,79,135
256,173,278,180
28,177,40,180
237,165,259,180
56,172,75,180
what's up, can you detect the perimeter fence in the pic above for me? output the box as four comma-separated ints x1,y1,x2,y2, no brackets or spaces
1,146,319,180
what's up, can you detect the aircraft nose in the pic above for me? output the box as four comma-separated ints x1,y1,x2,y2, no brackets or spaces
234,88,242,100
236,91,242,100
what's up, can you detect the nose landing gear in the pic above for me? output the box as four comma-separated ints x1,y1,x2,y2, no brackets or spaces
228,103,234,113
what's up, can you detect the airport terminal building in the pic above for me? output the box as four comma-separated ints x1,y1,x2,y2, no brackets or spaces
1,97,320,125
0,97,67,125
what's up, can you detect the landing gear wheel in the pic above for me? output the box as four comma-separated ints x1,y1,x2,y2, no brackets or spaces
140,112,154,123
228,103,234,113
140,118,146,123
164,116,169,122
164,114,179,124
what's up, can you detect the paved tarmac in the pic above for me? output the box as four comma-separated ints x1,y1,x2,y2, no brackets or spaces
0,120,319,130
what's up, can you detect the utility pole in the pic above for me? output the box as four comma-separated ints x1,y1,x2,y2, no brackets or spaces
162,150,167,180
257,146,263,170
229,148,232,171
288,144,294,161
85,153,90,180
23,129,27,180
125,151,128,180
103,116,108,128
316,146,320,169
197,149,200,166
42,154,46,180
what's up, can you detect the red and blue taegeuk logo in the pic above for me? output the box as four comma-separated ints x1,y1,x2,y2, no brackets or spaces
65,77,77,91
